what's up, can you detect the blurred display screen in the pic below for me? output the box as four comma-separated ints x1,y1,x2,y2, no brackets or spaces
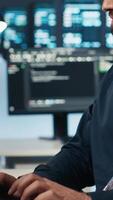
34,5,57,48
67,113,83,137
4,10,27,26
3,9,27,49
8,48,97,114
63,2,102,48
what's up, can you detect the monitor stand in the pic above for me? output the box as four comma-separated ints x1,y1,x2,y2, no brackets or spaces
54,112,68,142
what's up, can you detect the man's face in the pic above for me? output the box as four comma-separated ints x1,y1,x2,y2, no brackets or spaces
102,0,113,33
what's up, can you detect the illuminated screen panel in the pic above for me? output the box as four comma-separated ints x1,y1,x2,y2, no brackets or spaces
67,113,83,137
0,114,54,139
63,2,102,48
4,10,27,26
8,48,97,114
105,13,113,48
3,9,28,49
3,27,27,49
34,4,57,48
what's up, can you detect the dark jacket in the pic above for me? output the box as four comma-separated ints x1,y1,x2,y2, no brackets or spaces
34,65,113,200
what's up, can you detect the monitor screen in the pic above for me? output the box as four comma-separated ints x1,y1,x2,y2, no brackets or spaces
4,10,27,26
0,114,54,139
0,53,54,139
67,112,83,137
63,1,102,48
34,3,57,48
3,9,28,49
3,27,27,49
8,48,97,114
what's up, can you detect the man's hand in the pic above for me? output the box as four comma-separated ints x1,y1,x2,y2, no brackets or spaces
8,173,91,200
0,172,16,190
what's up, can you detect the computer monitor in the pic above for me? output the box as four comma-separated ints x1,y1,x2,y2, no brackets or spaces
33,1,57,48
3,9,28,49
8,48,98,114
0,114,54,139
67,112,83,137
63,0,102,48
0,53,54,139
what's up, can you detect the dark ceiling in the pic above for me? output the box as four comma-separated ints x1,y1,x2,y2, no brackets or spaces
0,0,37,8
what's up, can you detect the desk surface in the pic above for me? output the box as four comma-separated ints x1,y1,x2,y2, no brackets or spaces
0,139,62,157
1,168,33,177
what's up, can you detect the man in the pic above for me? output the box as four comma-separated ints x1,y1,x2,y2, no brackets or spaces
0,0,113,199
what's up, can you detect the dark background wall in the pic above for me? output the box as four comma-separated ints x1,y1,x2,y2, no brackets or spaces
0,0,37,8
